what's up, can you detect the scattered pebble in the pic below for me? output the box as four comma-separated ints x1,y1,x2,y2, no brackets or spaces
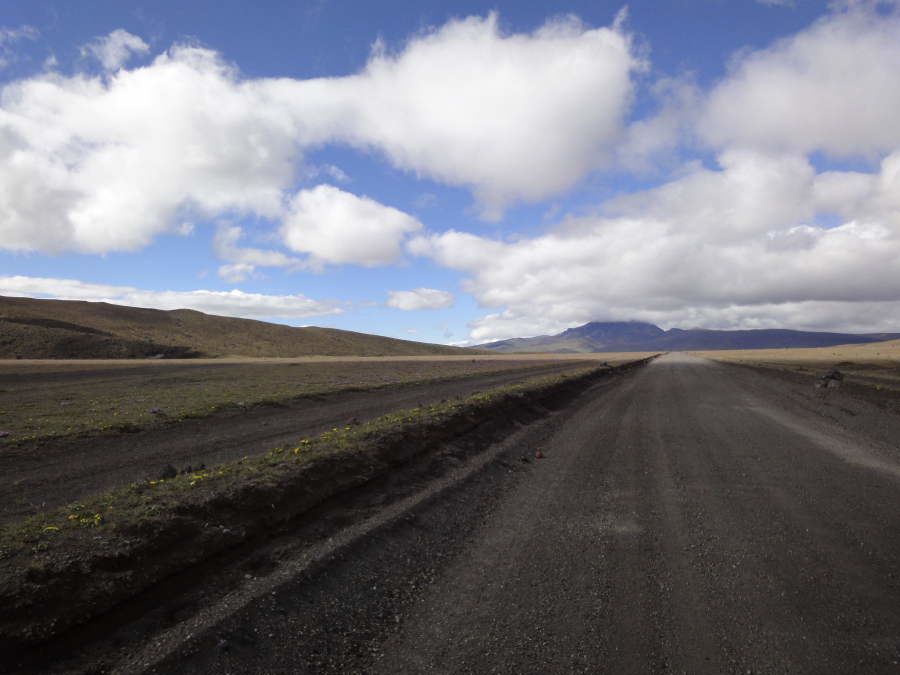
815,369,844,389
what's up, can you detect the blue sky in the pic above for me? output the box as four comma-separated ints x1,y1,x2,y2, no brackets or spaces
2,0,899,344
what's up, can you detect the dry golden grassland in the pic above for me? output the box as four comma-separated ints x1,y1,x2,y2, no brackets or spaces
693,339,900,392
0,353,650,443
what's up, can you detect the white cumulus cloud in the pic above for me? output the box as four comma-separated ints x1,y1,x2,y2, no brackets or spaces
293,12,641,218
0,45,298,254
387,288,454,310
282,185,422,267
701,6,900,157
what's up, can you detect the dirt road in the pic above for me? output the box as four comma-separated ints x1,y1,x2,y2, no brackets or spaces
122,352,900,675
0,361,590,524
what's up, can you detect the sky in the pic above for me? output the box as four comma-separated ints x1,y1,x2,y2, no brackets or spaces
1,0,899,345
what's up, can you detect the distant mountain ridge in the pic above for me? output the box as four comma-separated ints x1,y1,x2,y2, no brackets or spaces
478,320,900,353
0,296,475,359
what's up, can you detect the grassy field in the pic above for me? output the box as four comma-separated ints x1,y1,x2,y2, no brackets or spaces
0,353,648,443
693,339,900,391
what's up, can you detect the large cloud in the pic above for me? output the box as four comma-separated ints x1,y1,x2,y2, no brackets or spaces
0,15,639,255
701,6,900,156
281,185,422,267
0,275,341,319
0,45,297,253
294,12,639,218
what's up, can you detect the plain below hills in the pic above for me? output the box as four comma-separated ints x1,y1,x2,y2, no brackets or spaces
0,296,473,359
479,320,900,353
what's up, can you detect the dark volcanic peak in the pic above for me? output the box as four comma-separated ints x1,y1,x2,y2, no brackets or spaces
479,320,900,353
560,321,666,342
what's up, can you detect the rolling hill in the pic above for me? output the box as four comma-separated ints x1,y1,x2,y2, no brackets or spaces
479,321,900,353
0,296,473,358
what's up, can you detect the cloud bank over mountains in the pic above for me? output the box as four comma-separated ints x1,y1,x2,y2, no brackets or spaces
1,4,899,340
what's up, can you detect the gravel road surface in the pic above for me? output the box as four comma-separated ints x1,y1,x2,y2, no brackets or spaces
135,352,900,675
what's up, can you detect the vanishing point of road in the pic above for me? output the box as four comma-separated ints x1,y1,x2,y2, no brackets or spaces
130,354,900,674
